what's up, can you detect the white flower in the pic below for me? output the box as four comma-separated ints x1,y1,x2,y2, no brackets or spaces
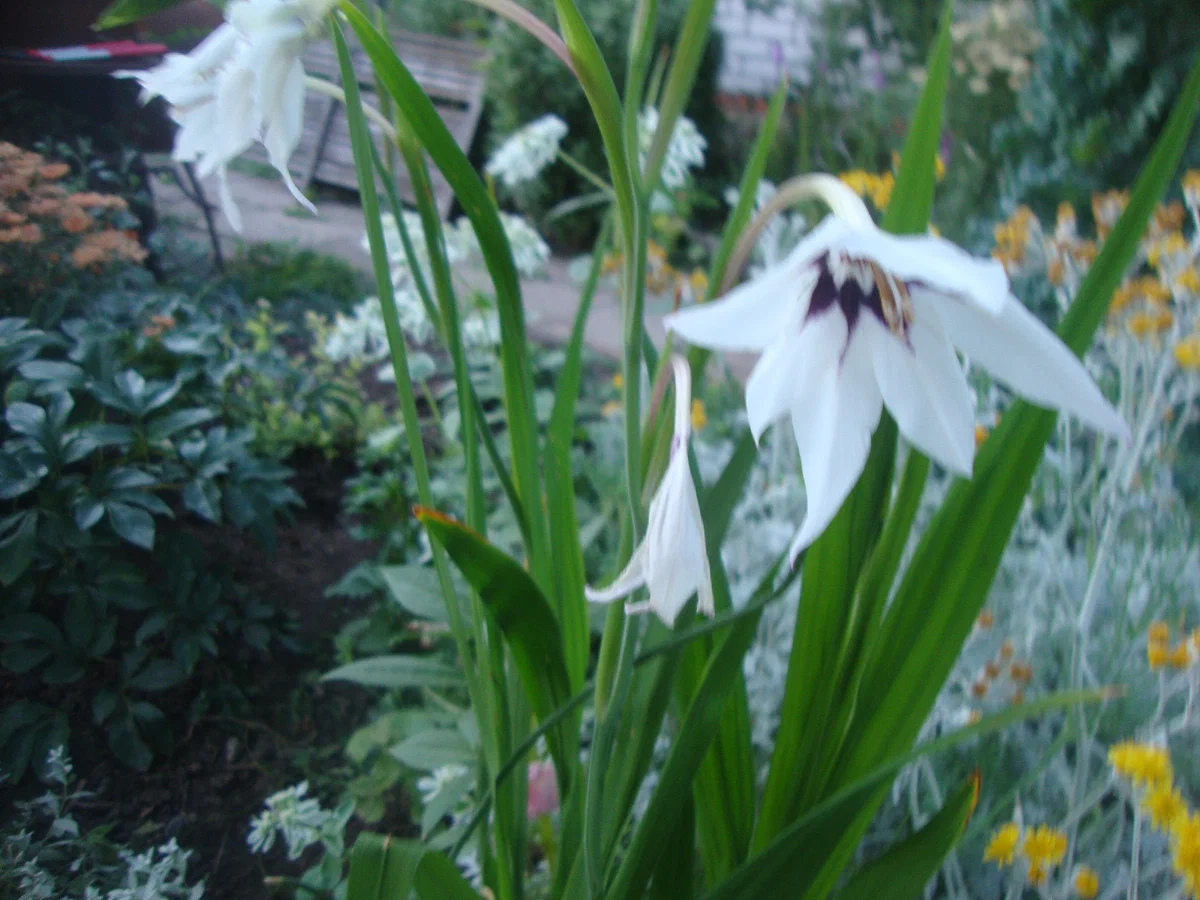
117,0,334,230
485,114,568,188
585,355,713,626
246,781,334,860
639,108,707,191
666,176,1129,564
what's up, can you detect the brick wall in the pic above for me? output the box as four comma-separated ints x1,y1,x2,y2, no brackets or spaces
713,0,822,96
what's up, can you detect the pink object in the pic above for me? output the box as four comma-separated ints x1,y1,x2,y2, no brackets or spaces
28,41,167,62
526,761,559,820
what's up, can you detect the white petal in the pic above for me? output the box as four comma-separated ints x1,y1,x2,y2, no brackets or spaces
584,541,648,604
925,290,1130,440
645,455,708,626
838,226,1009,315
198,62,257,178
666,264,811,352
744,310,846,442
786,331,882,562
664,218,847,352
867,311,975,476
263,58,317,213
216,165,244,232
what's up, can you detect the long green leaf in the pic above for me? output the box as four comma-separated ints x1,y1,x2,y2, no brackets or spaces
545,216,612,692
416,508,576,791
346,833,479,900
323,655,465,690
339,3,549,590
751,0,955,850
836,774,978,900
704,690,1108,900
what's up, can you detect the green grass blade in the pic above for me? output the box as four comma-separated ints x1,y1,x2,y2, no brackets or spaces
835,773,978,900
339,2,549,589
649,793,697,900
751,0,954,849
545,216,613,691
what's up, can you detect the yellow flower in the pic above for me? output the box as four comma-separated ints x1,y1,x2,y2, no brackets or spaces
690,399,707,431
1073,865,1100,898
868,172,895,211
935,156,946,181
1027,862,1048,886
1150,622,1172,643
688,269,709,299
839,169,873,196
1143,782,1187,831
1149,640,1170,670
612,373,624,389
1023,824,1068,869
1176,334,1200,370
974,423,990,447
1172,812,1200,897
1177,268,1200,295
600,399,622,418
1109,741,1173,788
1148,232,1188,269
1127,310,1173,337
1048,258,1066,286
984,823,1020,866
1169,642,1192,670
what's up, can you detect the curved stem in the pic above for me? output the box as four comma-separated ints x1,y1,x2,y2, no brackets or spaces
468,0,577,75
303,76,397,142
720,173,875,295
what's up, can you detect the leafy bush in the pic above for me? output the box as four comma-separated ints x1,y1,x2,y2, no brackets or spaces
0,286,302,778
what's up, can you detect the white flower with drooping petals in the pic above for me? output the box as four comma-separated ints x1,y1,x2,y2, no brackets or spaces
485,114,569,188
117,0,334,230
666,175,1129,564
638,108,706,191
585,355,713,627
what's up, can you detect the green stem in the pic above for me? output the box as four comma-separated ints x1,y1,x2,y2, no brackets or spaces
556,149,614,195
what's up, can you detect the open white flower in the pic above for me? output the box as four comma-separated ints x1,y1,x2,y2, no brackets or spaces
485,114,568,188
118,0,334,230
665,175,1129,564
585,355,713,627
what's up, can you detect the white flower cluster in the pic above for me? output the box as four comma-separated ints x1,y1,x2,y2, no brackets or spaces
485,114,569,188
246,781,337,861
638,108,707,191
86,840,204,900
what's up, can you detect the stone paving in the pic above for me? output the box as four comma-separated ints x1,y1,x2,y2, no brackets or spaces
152,162,754,378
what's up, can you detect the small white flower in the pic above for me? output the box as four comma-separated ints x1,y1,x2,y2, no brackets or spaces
417,764,470,805
246,781,334,860
666,175,1129,563
639,108,706,191
485,114,568,188
117,0,335,230
586,355,713,626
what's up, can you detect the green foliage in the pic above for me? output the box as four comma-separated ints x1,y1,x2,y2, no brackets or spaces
0,288,301,777
482,0,726,248
991,0,1200,220
223,242,371,320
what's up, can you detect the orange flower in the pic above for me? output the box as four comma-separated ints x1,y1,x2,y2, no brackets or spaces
60,208,93,234
37,163,70,181
0,223,42,244
0,209,26,225
68,191,127,210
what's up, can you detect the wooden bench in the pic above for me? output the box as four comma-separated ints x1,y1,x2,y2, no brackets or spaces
244,28,487,218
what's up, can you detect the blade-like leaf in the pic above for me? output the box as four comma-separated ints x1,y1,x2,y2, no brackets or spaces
416,508,576,792
346,833,479,900
323,655,466,690
545,216,612,692
836,773,978,900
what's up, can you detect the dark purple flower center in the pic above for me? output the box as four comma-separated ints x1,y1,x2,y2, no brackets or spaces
806,252,914,341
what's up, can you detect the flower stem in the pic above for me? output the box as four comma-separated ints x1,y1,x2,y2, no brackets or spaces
303,76,397,143
556,149,614,196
